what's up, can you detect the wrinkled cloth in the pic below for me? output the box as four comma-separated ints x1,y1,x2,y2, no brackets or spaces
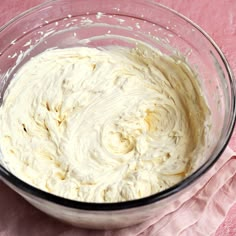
0,147,235,236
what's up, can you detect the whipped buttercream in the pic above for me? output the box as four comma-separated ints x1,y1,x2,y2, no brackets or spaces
0,46,210,202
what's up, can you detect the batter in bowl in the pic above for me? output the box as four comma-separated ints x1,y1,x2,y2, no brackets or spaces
0,45,210,202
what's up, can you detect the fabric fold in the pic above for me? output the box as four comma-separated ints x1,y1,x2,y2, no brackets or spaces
148,156,236,236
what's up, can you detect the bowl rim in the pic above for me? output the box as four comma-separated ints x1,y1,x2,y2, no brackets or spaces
0,0,235,211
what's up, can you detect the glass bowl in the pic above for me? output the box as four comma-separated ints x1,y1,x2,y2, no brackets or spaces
0,0,235,230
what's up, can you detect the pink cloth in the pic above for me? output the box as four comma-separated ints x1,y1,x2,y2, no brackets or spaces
0,0,236,235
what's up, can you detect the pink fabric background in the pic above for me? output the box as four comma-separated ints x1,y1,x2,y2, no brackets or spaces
0,0,235,235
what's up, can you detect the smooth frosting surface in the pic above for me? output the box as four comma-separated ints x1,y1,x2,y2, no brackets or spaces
0,46,210,202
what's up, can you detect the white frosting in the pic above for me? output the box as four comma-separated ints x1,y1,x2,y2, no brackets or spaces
0,46,210,202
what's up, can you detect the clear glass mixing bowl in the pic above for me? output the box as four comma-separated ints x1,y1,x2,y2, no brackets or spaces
0,0,235,229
